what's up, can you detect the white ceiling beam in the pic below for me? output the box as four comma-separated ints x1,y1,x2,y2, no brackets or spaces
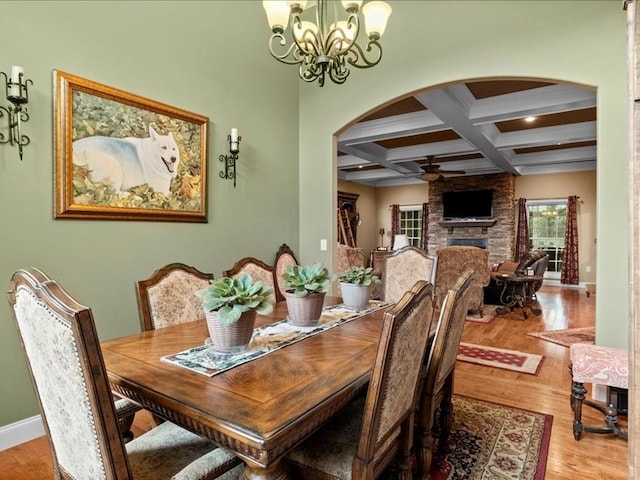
415,87,520,174
495,122,596,149
470,84,596,124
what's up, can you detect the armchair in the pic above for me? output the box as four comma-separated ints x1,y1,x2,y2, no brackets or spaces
434,246,490,317
484,250,548,305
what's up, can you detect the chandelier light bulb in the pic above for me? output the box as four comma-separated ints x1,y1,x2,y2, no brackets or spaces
362,1,392,38
293,21,319,54
341,0,363,12
329,21,356,54
263,0,290,32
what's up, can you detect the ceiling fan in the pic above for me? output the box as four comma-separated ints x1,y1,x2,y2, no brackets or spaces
418,156,466,181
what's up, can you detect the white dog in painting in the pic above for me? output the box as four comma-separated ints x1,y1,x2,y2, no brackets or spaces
73,126,180,196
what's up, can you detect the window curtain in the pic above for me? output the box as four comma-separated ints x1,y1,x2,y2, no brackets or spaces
421,203,429,251
390,204,400,250
515,198,530,261
561,195,580,284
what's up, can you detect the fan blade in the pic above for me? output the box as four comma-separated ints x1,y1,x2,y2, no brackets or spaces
439,169,466,175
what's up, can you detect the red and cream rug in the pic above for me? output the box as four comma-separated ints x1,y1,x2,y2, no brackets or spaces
457,342,544,375
428,395,552,480
527,326,595,347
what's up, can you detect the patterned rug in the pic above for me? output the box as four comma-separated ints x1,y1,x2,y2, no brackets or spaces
457,342,544,375
465,305,499,324
428,395,552,480
527,326,595,347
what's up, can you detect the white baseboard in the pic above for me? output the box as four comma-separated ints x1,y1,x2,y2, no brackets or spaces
0,415,44,452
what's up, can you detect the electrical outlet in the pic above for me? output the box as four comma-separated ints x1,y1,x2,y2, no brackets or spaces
585,266,591,272
320,239,327,251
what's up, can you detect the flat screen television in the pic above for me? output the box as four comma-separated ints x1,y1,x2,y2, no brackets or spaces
442,189,493,220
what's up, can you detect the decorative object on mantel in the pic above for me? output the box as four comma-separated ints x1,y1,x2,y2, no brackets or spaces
196,274,275,354
219,128,241,188
281,263,335,326
263,0,392,87
0,65,32,160
338,266,380,310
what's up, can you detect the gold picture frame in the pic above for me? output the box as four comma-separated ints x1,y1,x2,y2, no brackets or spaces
54,70,208,222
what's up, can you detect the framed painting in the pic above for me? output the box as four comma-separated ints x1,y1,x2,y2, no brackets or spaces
54,70,208,222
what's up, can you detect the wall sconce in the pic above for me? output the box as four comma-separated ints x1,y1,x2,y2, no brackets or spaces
219,128,241,188
0,66,32,161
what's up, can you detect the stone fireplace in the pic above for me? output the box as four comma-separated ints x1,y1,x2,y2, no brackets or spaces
428,173,515,266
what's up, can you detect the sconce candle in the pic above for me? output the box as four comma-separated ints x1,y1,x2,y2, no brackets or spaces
8,65,23,99
220,128,242,187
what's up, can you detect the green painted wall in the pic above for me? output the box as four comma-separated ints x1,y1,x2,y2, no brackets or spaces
298,1,629,349
0,1,299,427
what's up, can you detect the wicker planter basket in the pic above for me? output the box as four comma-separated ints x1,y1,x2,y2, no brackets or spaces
206,309,257,354
284,291,326,327
340,282,371,311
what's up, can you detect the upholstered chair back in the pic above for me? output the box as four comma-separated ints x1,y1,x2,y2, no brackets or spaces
434,246,490,315
274,244,299,301
8,267,132,479
353,279,435,476
416,270,474,477
382,246,438,303
136,263,213,331
223,257,276,299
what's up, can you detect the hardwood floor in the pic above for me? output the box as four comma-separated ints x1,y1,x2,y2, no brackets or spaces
0,286,628,479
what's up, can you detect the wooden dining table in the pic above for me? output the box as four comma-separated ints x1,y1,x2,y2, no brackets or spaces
102,298,388,480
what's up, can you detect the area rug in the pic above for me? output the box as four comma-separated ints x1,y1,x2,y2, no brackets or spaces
428,395,552,480
465,305,500,324
527,326,595,347
457,342,544,375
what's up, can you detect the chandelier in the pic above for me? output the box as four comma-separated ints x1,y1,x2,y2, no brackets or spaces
263,1,392,87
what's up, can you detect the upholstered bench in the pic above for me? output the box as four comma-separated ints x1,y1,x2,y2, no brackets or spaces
569,343,628,440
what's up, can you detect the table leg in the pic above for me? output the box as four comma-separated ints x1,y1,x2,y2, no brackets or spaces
241,461,289,480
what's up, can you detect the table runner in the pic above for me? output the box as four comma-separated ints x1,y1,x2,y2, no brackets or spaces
162,301,390,377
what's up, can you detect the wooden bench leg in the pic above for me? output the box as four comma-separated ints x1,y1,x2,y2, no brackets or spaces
571,379,586,440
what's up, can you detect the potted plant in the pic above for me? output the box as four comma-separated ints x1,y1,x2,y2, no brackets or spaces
196,274,275,354
338,266,381,310
281,263,335,326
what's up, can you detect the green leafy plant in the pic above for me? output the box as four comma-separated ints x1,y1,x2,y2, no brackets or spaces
196,275,275,326
281,263,335,297
338,266,381,286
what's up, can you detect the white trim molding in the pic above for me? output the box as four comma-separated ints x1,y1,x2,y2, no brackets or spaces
0,415,44,451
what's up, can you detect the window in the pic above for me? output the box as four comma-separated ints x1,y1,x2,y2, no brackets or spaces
399,206,423,247
527,200,567,277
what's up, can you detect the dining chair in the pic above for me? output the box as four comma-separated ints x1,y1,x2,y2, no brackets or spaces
274,243,299,301
223,257,276,297
285,279,436,480
7,267,243,480
7,267,139,442
136,262,213,331
382,246,438,304
415,270,474,479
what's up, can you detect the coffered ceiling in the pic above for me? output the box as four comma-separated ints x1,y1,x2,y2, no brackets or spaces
336,80,597,187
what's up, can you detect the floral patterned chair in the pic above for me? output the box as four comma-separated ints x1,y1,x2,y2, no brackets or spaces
136,262,214,331
7,267,243,480
416,270,474,478
285,280,436,480
434,246,490,317
382,246,438,304
274,243,299,301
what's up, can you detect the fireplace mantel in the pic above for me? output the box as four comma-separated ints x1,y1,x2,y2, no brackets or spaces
438,219,497,234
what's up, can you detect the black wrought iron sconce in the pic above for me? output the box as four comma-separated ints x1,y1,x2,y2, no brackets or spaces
219,128,241,188
0,66,32,161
